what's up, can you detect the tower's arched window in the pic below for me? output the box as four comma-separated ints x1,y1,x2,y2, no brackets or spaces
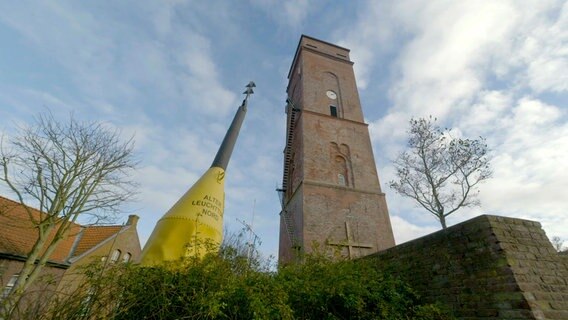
122,252,132,263
333,156,349,186
338,173,346,186
330,142,353,187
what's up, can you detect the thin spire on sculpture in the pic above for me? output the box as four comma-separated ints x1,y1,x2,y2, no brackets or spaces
140,82,255,266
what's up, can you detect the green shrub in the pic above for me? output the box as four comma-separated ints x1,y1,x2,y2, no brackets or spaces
277,252,451,320
41,242,453,319
115,253,292,319
412,303,455,320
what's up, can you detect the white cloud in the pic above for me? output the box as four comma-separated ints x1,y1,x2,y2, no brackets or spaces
347,0,568,245
390,1,521,117
505,1,568,93
283,0,311,26
135,165,199,210
390,215,438,245
458,90,513,135
480,97,568,216
0,2,237,117
334,2,395,90
368,112,409,157
340,0,566,115
249,0,312,28
511,97,563,127
0,88,74,116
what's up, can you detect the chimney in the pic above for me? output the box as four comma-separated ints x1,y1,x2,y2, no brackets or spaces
126,215,139,226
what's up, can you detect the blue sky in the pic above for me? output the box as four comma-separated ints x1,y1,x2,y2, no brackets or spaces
1,1,567,259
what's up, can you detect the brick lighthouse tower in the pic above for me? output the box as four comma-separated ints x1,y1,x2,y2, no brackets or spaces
278,35,395,264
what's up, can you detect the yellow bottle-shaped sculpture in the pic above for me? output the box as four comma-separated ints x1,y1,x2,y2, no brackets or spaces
139,167,226,265
140,82,255,266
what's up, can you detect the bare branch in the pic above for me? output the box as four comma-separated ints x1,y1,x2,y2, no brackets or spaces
0,112,137,315
389,116,492,229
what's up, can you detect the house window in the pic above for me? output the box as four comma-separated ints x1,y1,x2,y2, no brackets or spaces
122,252,132,263
330,105,338,117
1,274,19,300
110,249,121,263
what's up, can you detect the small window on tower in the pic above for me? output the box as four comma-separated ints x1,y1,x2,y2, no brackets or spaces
330,105,338,117
338,173,346,186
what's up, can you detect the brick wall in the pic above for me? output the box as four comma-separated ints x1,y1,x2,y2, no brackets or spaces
0,258,67,315
57,222,141,295
367,215,568,319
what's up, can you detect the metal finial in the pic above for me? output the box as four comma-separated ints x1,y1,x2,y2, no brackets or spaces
241,81,255,110
243,81,255,96
211,81,255,170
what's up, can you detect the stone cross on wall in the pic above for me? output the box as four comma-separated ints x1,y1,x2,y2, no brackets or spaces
327,221,373,258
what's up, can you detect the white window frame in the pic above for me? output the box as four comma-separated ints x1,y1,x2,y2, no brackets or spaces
110,249,121,263
1,274,19,300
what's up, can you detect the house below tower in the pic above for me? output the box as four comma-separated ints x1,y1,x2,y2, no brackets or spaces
0,195,141,313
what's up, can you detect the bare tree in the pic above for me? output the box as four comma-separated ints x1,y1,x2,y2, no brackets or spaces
389,117,492,229
550,236,565,252
0,113,137,315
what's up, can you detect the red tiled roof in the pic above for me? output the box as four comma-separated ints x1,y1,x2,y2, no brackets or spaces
73,225,123,256
0,196,123,264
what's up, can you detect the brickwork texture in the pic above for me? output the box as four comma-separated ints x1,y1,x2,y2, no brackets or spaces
279,35,395,264
368,215,568,319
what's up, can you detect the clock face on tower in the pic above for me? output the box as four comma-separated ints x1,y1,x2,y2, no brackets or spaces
326,90,337,100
